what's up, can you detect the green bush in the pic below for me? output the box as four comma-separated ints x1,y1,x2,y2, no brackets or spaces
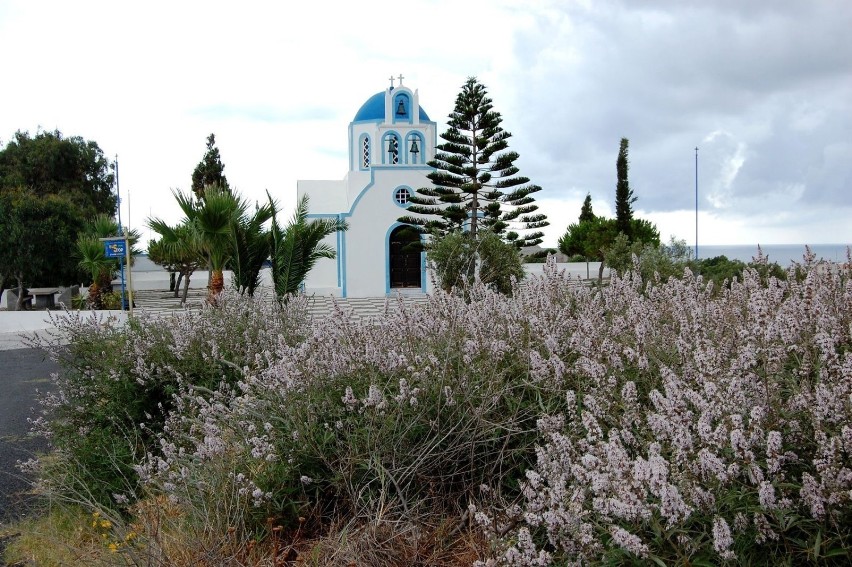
427,230,524,294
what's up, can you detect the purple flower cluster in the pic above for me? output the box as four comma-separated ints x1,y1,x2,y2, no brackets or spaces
481,253,852,564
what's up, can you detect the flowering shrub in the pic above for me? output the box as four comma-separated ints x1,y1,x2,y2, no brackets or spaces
476,251,852,565
27,249,852,564
28,292,309,509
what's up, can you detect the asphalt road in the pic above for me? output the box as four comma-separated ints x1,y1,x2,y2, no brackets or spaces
0,347,57,526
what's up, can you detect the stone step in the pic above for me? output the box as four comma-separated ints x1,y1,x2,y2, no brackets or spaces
128,289,429,321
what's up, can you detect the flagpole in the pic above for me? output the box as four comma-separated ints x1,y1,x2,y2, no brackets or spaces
695,147,699,260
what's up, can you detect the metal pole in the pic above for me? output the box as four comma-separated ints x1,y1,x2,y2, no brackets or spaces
115,155,127,309
124,227,134,317
695,147,699,260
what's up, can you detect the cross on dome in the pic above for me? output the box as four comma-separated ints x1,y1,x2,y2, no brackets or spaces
388,75,395,88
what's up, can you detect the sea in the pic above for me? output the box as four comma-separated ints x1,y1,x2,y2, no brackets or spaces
696,244,851,267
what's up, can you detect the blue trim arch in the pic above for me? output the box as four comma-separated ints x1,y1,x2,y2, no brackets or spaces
392,92,412,123
385,222,425,294
405,131,425,164
381,131,402,165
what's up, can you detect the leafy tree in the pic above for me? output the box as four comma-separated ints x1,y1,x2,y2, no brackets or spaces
0,130,116,292
632,237,694,283
603,232,636,276
615,137,635,237
147,221,205,304
0,130,116,219
0,189,85,306
579,193,595,222
191,134,229,199
401,77,548,247
268,193,348,299
559,217,619,283
427,230,524,295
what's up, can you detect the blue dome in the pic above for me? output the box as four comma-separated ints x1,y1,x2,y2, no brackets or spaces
353,91,431,122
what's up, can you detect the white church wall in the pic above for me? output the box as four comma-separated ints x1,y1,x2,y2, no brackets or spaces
344,169,414,297
298,180,348,214
302,232,341,295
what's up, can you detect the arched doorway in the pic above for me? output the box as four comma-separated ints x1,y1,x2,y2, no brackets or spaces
389,225,422,289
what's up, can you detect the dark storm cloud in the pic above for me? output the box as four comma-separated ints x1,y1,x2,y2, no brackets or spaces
502,0,852,228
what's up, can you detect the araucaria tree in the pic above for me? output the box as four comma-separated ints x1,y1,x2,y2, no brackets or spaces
614,137,636,237
191,133,229,199
402,77,548,247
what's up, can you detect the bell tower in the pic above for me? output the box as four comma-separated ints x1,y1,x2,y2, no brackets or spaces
350,75,432,171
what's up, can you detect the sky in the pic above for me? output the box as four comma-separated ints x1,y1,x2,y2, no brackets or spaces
1,0,850,250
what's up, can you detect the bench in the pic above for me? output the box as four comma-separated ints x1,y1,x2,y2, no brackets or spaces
4,289,34,311
28,287,60,309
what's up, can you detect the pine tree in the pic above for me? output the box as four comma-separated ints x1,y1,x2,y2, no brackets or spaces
191,134,229,199
579,193,595,222
402,77,548,247
614,137,636,237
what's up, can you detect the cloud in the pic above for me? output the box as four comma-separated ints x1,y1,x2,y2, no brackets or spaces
191,105,337,123
1,0,849,249
501,0,852,238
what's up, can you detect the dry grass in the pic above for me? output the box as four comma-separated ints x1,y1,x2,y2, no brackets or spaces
292,513,485,567
1,505,113,566
3,501,486,567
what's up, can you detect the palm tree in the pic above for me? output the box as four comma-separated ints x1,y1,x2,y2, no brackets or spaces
229,201,274,297
76,214,140,309
172,185,246,302
147,220,205,304
269,193,348,299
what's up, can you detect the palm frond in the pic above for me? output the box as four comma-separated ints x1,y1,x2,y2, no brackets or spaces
268,193,347,299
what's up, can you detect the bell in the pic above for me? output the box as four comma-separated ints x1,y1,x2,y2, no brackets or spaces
409,140,419,154
396,100,406,115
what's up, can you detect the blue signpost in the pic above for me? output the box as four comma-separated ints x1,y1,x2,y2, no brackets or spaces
101,236,133,315
103,239,126,258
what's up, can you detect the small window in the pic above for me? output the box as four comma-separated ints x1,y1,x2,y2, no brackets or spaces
394,187,411,206
361,136,370,169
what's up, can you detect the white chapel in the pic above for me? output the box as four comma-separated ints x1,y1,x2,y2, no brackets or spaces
298,76,437,298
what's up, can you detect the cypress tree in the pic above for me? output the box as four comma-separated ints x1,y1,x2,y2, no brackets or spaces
402,77,547,247
579,192,595,222
614,137,636,236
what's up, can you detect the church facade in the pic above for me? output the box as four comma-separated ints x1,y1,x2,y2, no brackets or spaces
298,77,437,297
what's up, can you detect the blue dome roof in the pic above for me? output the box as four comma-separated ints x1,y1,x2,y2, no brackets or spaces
353,91,431,122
